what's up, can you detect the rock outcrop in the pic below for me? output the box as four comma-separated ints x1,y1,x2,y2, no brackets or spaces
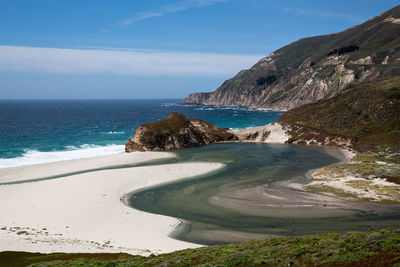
125,112,237,152
126,76,400,152
182,5,400,111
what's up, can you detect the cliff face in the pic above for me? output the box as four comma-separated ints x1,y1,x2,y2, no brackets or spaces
126,77,400,152
183,5,400,110
125,112,237,152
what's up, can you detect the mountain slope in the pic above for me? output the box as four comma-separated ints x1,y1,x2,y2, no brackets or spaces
182,5,400,110
278,77,400,152
4,229,400,266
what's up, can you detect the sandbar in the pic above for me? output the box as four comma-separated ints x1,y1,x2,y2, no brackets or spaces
0,152,224,255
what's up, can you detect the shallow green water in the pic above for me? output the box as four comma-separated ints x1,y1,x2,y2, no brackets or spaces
127,143,400,245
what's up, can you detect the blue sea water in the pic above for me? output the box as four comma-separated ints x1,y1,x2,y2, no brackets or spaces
0,99,283,168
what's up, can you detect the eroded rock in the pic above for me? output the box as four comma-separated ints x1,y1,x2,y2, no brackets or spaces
125,112,237,152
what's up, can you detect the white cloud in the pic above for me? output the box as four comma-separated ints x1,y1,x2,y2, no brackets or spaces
0,45,262,76
120,12,163,26
117,0,228,27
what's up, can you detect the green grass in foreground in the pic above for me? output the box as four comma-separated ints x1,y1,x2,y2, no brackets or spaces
2,228,400,267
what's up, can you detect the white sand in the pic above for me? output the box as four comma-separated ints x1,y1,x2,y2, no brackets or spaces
0,152,175,184
0,152,224,255
339,148,357,162
234,122,290,143
264,123,290,143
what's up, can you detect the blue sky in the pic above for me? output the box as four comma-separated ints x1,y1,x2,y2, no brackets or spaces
0,0,398,99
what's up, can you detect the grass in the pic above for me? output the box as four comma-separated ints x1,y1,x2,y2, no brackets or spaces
3,228,400,266
279,77,400,152
317,153,400,181
304,152,400,202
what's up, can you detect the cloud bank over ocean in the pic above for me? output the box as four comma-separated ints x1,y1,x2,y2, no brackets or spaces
0,45,262,76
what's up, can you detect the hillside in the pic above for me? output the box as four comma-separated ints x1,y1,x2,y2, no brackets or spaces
278,77,400,152
182,5,400,111
3,228,400,266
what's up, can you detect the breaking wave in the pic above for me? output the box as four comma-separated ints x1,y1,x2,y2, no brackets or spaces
0,144,125,168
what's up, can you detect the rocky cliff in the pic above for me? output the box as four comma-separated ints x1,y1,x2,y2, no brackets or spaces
125,112,237,152
230,77,400,153
182,5,400,111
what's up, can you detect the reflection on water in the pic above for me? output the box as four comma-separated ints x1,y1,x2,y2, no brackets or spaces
127,143,400,245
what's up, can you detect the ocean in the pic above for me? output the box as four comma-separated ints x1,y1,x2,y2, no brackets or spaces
0,99,283,168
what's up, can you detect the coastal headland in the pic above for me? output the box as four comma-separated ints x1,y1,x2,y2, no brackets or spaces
0,110,398,256
1,4,400,266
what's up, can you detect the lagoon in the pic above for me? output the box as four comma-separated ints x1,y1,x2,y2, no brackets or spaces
128,143,400,245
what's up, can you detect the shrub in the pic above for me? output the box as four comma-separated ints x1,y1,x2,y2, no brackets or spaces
256,75,277,86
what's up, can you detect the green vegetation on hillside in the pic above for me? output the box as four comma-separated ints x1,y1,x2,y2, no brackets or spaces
274,4,400,69
2,229,400,267
125,112,237,151
141,112,235,141
279,77,400,152
182,5,400,111
144,112,189,135
279,77,400,202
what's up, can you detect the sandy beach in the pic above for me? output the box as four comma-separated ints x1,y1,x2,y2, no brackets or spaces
0,152,224,255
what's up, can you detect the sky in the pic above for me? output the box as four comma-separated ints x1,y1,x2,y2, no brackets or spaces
0,0,398,99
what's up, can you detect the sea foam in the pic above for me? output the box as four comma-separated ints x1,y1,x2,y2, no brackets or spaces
104,131,125,135
0,144,125,168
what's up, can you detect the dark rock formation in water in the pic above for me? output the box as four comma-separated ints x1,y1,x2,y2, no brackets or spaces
182,5,400,111
125,112,237,152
